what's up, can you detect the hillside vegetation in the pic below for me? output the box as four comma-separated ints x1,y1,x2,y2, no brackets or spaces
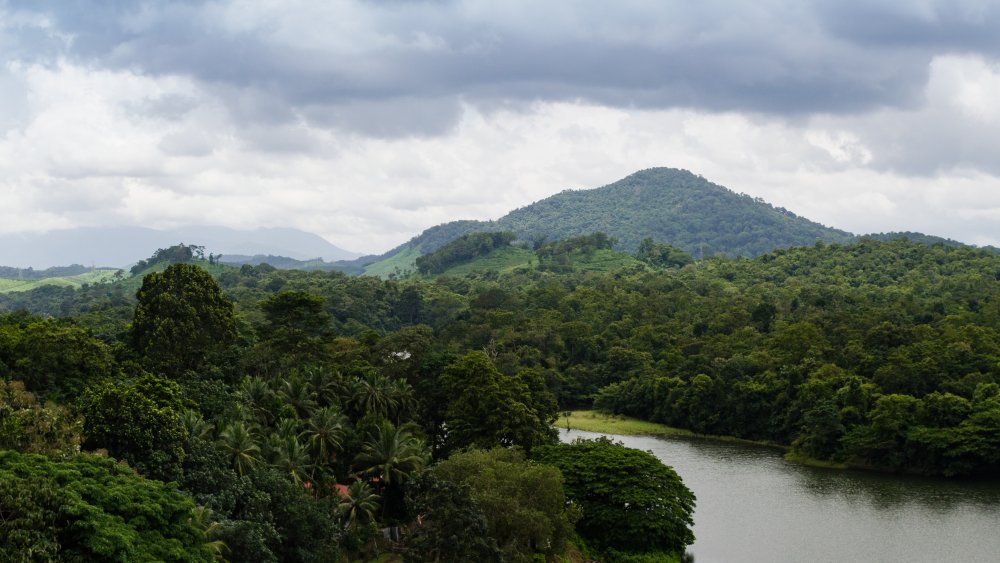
360,168,853,276
0,269,120,294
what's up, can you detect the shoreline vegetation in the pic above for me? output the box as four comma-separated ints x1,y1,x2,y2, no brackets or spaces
558,410,852,470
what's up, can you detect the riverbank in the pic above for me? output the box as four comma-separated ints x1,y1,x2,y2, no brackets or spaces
557,410,851,470
557,410,782,448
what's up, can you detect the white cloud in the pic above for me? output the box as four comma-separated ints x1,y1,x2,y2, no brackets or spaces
2,49,1000,255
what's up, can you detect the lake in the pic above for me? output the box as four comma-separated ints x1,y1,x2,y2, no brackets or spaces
559,429,1000,563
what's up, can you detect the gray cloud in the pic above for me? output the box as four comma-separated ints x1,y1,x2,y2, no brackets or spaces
10,0,1000,129
3,0,1000,253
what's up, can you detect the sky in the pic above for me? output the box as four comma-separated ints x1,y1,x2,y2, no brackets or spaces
1,0,999,254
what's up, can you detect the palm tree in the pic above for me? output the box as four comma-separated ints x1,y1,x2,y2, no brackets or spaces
305,406,348,469
278,374,317,419
189,506,229,562
270,435,313,485
387,377,416,424
306,368,343,408
217,421,261,477
353,421,428,490
180,409,213,441
238,376,277,425
351,372,398,420
337,480,380,531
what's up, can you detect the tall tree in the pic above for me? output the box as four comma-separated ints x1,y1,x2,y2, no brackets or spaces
534,437,696,557
131,264,237,377
76,373,188,482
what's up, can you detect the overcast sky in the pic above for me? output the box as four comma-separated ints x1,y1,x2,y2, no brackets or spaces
2,0,999,254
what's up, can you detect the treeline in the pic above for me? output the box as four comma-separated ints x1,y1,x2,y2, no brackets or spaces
0,264,91,280
4,237,1000,479
130,243,207,274
536,232,616,272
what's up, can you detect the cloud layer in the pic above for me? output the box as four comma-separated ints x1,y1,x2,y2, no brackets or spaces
2,0,999,252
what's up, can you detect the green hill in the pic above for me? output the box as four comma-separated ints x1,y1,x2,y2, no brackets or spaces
361,168,854,276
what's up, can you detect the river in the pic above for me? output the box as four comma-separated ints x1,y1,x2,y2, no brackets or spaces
559,429,1000,563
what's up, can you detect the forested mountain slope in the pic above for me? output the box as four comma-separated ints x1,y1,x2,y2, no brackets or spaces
359,168,854,276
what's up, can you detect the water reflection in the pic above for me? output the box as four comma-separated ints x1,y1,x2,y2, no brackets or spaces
560,429,1000,563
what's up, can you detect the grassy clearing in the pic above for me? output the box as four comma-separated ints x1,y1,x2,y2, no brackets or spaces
782,451,849,469
556,411,701,439
557,410,787,450
435,246,536,277
363,246,421,279
0,270,119,294
572,248,647,273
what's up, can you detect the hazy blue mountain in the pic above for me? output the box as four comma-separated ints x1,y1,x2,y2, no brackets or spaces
0,226,361,269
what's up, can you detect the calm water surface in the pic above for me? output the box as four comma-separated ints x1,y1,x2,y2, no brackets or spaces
560,429,1000,563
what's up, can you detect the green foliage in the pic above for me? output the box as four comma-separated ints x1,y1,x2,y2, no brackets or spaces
416,231,516,275
0,450,214,562
430,448,578,562
131,263,238,377
440,351,558,453
130,243,202,275
636,238,694,268
364,167,855,275
0,269,119,294
403,472,502,562
0,314,117,399
259,291,332,363
353,420,428,488
76,373,188,482
534,437,696,556
536,232,617,273
0,380,83,458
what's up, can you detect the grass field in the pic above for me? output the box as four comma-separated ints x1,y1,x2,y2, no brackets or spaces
363,246,422,278
435,246,536,277
556,410,702,439
571,248,647,273
0,269,120,294
557,410,793,451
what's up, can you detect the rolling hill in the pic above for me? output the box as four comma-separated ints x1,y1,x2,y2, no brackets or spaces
358,167,854,276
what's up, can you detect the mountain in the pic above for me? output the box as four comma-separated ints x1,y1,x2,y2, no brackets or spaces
360,168,854,275
0,226,361,269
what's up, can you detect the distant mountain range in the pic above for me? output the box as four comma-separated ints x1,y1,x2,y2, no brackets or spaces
0,226,361,269
352,168,857,275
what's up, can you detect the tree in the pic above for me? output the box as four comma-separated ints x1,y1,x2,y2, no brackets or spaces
440,351,558,453
259,291,332,362
76,373,188,482
534,437,696,556
353,421,428,490
431,448,577,562
337,480,380,531
305,405,348,470
131,264,238,377
217,421,261,477
0,316,117,399
403,472,501,562
0,380,83,458
0,450,214,562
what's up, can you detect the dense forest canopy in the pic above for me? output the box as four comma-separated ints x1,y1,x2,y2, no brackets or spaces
2,234,1000,561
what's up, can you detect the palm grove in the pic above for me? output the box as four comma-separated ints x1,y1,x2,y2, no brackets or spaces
0,254,696,562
